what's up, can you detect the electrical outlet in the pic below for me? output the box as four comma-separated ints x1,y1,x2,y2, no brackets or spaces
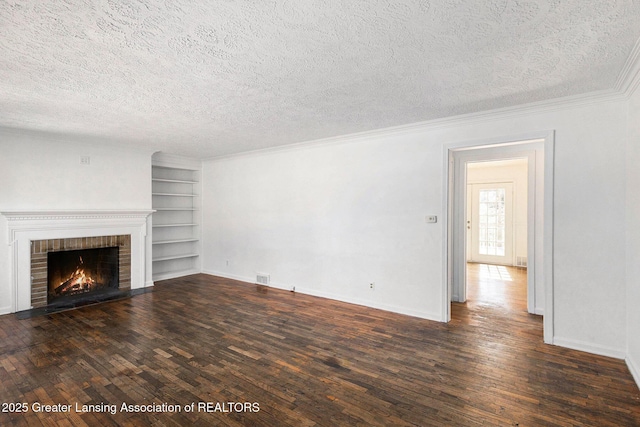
425,215,437,223
370,282,375,290
80,156,90,165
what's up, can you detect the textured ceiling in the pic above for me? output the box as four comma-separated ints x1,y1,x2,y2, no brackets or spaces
1,1,640,158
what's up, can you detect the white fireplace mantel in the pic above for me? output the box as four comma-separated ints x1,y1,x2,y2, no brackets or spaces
2,210,154,313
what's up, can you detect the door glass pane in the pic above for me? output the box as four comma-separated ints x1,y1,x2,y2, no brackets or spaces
478,188,506,256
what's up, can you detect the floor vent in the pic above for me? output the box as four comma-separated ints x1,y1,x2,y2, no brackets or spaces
516,256,528,268
256,273,270,286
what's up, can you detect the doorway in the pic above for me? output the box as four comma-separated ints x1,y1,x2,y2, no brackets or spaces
443,133,554,344
465,159,527,308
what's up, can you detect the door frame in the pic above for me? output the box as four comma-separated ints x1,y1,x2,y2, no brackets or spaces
442,131,555,344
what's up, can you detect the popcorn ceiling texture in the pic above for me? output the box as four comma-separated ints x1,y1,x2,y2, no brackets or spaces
1,0,639,158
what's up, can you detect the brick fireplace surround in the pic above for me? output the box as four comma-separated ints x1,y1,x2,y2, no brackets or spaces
30,235,131,308
1,210,153,314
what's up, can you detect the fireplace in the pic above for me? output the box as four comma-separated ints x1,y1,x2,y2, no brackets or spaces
47,246,119,306
31,235,132,309
1,210,153,314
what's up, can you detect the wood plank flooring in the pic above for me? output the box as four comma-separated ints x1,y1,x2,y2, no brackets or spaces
1,271,639,426
466,262,528,311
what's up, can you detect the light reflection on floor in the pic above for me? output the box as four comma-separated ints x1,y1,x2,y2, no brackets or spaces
458,264,536,395
466,262,527,311
478,264,513,281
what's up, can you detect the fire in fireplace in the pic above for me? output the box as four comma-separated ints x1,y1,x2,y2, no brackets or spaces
47,247,119,306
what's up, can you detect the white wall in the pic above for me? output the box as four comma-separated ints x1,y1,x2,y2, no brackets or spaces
202,133,444,319
202,97,629,356
0,129,153,314
626,84,640,385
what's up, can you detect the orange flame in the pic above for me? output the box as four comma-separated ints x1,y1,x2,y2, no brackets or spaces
58,257,95,291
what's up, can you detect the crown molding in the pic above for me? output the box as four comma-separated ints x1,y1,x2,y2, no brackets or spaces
615,35,640,97
206,88,625,161
208,36,640,162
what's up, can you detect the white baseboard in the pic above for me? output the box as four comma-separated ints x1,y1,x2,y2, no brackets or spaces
201,269,254,284
201,270,442,322
144,280,155,288
0,305,11,316
627,354,640,390
534,307,544,315
553,336,626,360
283,284,442,321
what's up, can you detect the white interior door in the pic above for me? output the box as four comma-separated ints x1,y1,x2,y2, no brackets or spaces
467,182,514,265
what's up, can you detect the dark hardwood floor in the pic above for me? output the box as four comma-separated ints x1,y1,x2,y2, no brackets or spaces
1,271,639,426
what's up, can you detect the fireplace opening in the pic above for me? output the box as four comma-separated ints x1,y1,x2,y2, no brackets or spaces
47,247,119,307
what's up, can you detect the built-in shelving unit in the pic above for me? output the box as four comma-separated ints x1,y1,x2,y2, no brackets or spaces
151,154,201,281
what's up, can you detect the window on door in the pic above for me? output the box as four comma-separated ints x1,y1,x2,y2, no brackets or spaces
478,188,506,256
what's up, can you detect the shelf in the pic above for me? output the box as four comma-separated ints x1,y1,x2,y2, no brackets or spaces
152,193,197,197
152,165,199,171
153,238,199,245
153,223,197,228
151,159,201,282
152,178,198,184
153,253,199,262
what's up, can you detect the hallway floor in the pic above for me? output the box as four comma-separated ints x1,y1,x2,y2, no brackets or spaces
466,262,528,311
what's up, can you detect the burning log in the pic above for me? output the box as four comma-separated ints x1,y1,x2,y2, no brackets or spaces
53,258,96,296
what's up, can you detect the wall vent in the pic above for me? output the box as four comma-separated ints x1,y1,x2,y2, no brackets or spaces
256,273,270,286
516,256,528,268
